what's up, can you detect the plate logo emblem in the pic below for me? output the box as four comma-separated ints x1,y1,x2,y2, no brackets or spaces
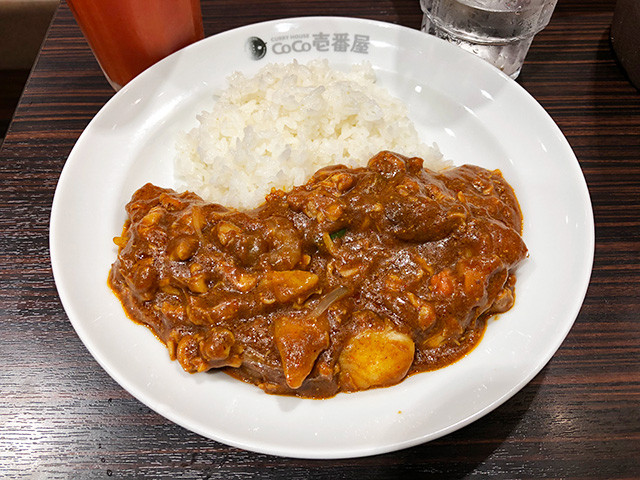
246,36,267,60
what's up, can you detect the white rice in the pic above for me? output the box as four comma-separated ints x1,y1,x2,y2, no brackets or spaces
175,59,447,209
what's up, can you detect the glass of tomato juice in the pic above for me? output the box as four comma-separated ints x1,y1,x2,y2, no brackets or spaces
66,0,204,90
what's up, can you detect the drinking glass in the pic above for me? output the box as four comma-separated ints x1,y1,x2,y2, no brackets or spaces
419,0,558,78
67,0,204,90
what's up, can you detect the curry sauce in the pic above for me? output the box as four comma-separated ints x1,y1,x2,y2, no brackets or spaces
109,151,527,398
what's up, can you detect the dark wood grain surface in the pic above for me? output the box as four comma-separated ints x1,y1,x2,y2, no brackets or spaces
1,0,638,478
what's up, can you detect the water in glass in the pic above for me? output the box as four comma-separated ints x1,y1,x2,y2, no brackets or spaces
420,0,557,78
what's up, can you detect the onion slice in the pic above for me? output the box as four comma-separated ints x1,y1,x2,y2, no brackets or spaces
309,286,350,318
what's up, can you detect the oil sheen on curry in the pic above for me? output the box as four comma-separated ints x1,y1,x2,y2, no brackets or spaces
109,151,527,398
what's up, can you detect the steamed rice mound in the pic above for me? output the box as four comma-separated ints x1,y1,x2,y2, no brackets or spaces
176,59,446,209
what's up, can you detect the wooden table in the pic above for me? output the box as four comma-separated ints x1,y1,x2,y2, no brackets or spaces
1,0,638,477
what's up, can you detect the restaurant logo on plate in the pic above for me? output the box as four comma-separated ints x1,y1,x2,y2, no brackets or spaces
245,32,371,60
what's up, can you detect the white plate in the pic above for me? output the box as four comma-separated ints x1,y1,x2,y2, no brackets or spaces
50,17,594,459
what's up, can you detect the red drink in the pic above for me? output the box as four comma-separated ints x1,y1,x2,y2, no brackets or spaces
67,0,204,90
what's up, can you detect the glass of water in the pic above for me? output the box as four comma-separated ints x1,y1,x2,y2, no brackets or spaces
419,0,558,78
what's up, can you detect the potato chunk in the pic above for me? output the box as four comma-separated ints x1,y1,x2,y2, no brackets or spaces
339,327,415,391
274,315,330,389
262,270,319,303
